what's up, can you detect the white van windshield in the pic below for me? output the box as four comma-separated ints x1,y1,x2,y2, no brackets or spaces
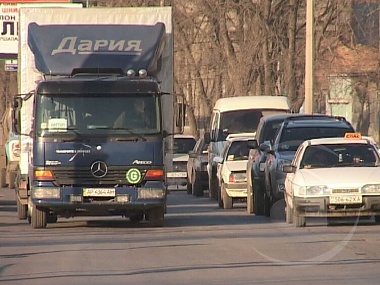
220,109,288,134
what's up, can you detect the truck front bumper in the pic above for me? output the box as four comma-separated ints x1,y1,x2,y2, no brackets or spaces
31,185,166,215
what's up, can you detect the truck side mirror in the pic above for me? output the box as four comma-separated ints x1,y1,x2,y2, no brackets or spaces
12,97,22,135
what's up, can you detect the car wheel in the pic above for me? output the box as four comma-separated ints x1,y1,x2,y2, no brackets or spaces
293,210,305,227
217,181,223,208
209,169,218,199
186,176,192,195
247,178,253,214
192,171,203,197
263,192,271,217
285,202,293,224
253,179,265,216
222,183,233,209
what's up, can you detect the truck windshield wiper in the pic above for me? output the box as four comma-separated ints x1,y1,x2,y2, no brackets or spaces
94,127,147,141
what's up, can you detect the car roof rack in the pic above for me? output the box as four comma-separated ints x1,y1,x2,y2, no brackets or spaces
283,114,347,125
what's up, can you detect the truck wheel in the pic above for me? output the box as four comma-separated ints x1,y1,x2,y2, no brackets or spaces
31,204,47,229
130,213,144,223
293,210,305,228
186,177,192,194
147,206,164,227
285,203,293,224
0,168,6,188
47,214,58,223
222,184,233,209
192,172,203,197
253,179,265,216
16,196,27,220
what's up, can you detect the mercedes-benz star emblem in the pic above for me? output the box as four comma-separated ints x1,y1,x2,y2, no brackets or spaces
90,161,108,178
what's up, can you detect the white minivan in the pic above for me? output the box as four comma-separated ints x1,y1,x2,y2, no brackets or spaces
204,95,290,199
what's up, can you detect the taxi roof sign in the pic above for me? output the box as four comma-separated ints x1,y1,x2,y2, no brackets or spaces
344,132,362,139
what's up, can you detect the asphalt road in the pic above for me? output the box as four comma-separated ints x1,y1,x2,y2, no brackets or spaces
1,187,380,285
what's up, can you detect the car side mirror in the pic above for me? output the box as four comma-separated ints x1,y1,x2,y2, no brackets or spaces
213,156,223,164
283,165,296,173
247,139,258,149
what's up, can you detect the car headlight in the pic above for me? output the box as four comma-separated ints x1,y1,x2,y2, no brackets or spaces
306,185,330,195
296,185,329,196
362,184,380,193
277,159,292,171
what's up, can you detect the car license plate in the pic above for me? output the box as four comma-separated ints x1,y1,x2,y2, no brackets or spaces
330,195,362,204
167,172,187,178
83,188,116,197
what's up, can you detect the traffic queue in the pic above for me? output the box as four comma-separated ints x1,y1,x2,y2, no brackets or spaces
186,110,380,227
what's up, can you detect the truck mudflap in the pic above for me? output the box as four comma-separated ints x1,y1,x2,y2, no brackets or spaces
29,185,166,228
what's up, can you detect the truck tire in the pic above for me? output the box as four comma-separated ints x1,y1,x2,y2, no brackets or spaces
31,204,47,229
129,213,144,223
0,168,6,188
16,196,27,220
192,172,203,197
253,179,265,216
47,214,58,223
147,206,164,227
222,184,233,209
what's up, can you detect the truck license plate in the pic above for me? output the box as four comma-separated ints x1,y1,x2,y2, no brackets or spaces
83,188,116,197
167,172,187,178
330,195,362,204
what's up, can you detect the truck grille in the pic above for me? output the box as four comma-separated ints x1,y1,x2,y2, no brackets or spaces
52,167,146,186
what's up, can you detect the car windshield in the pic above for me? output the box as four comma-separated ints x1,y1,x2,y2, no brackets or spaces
225,141,250,161
220,109,287,134
277,127,351,151
300,143,379,169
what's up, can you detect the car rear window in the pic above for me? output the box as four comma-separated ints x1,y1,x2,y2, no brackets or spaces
278,127,352,151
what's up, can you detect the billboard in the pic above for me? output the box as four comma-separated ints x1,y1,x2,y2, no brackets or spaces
0,2,82,59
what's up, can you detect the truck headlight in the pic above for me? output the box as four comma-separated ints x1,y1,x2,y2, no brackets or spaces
138,188,165,199
32,187,60,199
362,184,380,193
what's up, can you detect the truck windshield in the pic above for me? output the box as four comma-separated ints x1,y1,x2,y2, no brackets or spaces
220,109,288,134
35,94,161,137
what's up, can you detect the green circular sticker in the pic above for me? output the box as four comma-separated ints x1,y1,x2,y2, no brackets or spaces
126,168,142,184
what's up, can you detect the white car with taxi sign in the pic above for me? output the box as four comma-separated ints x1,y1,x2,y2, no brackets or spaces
284,133,380,227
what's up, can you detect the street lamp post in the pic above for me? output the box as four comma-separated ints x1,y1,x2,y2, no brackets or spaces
304,0,314,114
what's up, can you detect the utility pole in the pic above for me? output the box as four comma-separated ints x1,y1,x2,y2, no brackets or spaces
304,0,314,114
